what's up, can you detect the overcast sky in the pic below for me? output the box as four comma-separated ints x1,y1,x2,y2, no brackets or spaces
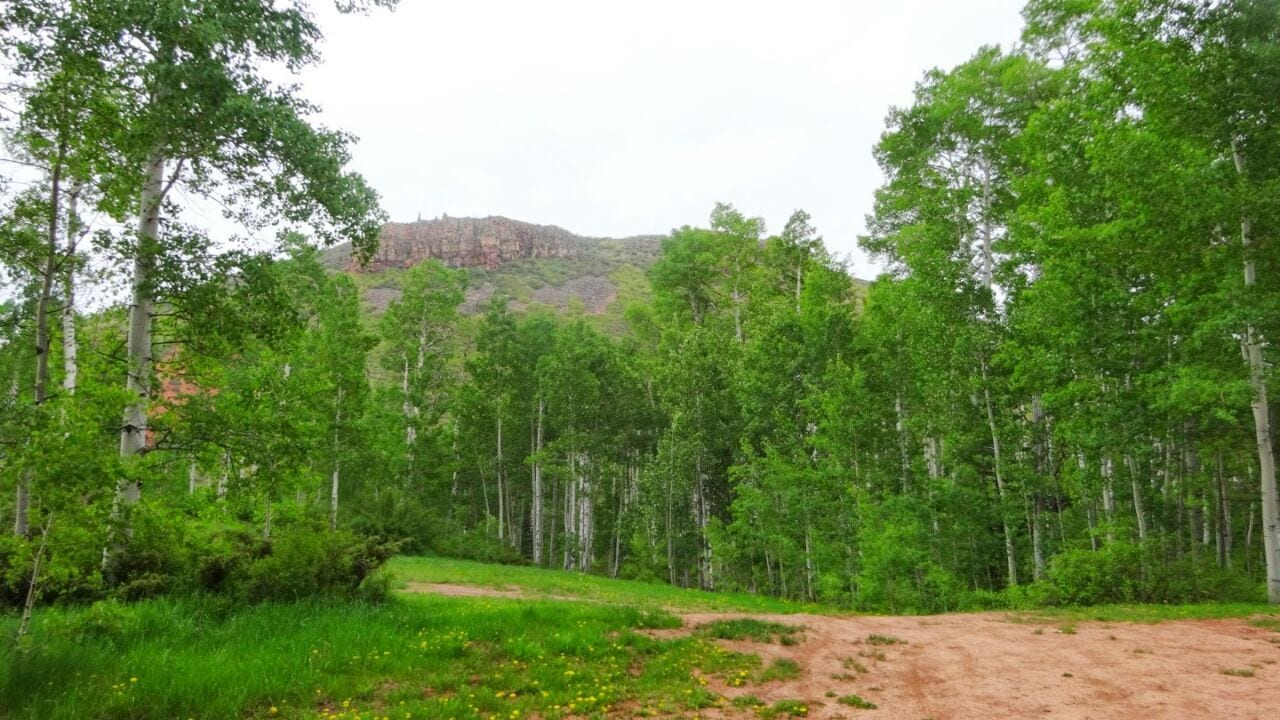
298,0,1027,278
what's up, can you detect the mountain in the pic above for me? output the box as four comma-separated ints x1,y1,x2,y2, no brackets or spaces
324,215,867,323
323,215,664,319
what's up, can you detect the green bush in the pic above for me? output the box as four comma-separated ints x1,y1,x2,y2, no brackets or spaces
1038,541,1260,606
429,520,524,566
0,519,107,608
854,497,967,613
348,487,439,554
2,498,402,609
241,529,400,603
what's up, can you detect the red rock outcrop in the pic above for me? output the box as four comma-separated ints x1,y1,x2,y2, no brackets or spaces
345,216,581,272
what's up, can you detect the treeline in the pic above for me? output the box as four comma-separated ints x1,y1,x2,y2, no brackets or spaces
2,0,1278,614
425,0,1280,609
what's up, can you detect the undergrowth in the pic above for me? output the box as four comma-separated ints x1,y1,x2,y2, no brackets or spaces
0,593,760,719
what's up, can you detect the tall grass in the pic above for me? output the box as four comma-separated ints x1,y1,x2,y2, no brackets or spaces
0,593,754,719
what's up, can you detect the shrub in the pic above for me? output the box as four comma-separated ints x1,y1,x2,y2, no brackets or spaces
1,519,108,609
241,530,401,603
855,497,967,613
102,504,194,601
1038,540,1261,606
429,520,524,565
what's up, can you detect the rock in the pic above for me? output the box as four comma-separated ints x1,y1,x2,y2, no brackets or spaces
344,216,583,272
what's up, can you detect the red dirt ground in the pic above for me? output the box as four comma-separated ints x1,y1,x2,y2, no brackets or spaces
408,584,1280,719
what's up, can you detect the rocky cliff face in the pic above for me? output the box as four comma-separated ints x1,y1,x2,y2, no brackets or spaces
343,216,583,272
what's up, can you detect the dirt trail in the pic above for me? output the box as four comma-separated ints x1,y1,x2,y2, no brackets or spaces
405,582,527,598
405,584,1280,719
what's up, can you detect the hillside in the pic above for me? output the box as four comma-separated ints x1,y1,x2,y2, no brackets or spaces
324,215,872,323
323,215,663,319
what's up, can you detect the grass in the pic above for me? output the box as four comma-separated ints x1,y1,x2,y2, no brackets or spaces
1251,618,1280,632
0,593,761,719
759,698,810,718
1220,667,1256,677
838,693,878,709
6,555,1277,719
840,656,869,673
391,555,822,614
1009,602,1278,625
694,618,803,643
864,633,904,645
758,658,802,682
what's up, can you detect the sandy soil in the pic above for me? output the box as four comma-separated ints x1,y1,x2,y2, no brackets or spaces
406,583,1280,719
682,611,1280,720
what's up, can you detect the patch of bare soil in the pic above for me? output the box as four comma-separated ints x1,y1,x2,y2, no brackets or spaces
402,584,1279,719
404,582,526,598
672,611,1280,720
403,581,585,603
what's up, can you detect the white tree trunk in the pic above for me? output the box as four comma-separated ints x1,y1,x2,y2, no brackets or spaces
1232,141,1279,603
217,451,230,500
61,184,82,396
1102,455,1117,544
531,398,544,565
330,387,343,530
1124,454,1148,541
117,154,165,505
803,521,815,601
401,357,417,446
578,459,592,572
981,360,1017,586
694,452,714,590
980,165,994,289
564,452,577,570
496,412,505,543
17,152,67,537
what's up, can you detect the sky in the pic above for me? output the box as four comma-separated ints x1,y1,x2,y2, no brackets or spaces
302,1,1028,277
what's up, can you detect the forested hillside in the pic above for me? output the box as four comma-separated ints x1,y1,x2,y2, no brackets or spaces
1,0,1278,627
323,215,664,322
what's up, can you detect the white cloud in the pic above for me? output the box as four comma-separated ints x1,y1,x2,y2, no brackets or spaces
298,0,1026,277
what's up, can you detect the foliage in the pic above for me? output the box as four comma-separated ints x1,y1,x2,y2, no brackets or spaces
1037,542,1262,606
693,618,803,643
1,0,1278,646
0,593,770,720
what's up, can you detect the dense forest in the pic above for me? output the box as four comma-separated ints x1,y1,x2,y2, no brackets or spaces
1,0,1277,623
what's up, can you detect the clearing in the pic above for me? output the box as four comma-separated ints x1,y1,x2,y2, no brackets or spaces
3,557,1277,719
401,558,1280,720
